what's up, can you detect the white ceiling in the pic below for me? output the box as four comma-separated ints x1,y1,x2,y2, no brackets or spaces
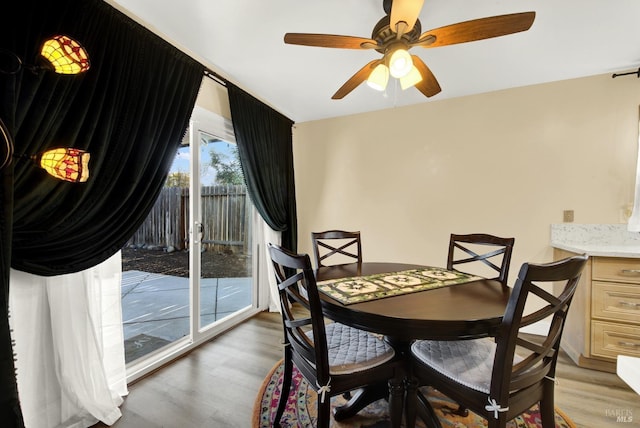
109,0,640,123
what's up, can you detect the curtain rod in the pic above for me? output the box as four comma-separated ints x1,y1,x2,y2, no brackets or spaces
204,68,227,87
612,67,640,78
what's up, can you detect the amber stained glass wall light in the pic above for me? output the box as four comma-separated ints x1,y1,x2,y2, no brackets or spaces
34,148,90,182
0,36,91,181
40,35,90,74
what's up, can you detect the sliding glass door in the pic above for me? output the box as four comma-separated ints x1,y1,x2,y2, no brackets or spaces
192,130,253,333
122,106,260,381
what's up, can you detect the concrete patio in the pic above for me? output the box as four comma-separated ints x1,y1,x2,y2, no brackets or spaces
121,270,251,362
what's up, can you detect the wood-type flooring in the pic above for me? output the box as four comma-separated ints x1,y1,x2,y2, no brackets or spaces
94,310,639,428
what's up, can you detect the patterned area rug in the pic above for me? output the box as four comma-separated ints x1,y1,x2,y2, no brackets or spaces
252,360,577,428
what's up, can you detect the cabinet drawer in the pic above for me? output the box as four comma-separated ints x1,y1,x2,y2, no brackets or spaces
592,258,640,284
592,281,640,323
591,321,640,360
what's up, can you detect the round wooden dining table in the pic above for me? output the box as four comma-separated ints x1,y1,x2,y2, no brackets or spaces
315,262,511,428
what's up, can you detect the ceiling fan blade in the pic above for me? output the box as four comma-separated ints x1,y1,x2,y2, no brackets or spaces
284,33,378,49
416,11,535,48
390,0,425,33
332,60,380,99
411,55,441,97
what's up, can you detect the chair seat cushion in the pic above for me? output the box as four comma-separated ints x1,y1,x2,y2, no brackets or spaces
411,338,507,394
322,323,395,375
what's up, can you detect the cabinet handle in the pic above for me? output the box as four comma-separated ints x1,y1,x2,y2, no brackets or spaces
618,341,640,348
620,269,640,275
619,301,640,309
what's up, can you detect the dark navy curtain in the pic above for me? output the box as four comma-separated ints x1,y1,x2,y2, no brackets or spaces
0,0,204,425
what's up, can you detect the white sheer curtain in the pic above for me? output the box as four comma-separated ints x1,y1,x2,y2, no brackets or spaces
9,251,128,428
259,220,281,313
628,117,640,231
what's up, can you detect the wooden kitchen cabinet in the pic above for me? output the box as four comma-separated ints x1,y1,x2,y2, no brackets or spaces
555,249,640,372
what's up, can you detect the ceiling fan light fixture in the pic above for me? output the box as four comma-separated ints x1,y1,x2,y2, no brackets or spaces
284,3,535,100
399,65,422,90
366,63,389,91
388,47,413,78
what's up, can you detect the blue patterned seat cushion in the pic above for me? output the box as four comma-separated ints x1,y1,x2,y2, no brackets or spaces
307,322,395,375
411,338,522,394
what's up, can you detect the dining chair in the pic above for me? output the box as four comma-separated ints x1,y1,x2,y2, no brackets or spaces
267,243,404,428
445,233,516,417
407,253,589,428
447,233,515,286
311,230,362,268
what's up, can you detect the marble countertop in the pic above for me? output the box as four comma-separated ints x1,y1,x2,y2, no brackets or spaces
551,224,640,258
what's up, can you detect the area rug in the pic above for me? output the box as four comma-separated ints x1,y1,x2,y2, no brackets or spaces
252,360,577,428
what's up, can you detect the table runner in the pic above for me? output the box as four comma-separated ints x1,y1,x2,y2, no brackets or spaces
317,267,482,305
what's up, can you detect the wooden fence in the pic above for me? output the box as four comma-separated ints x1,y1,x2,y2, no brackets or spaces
126,185,251,253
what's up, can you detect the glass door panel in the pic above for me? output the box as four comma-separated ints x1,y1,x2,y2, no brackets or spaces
195,132,253,331
121,144,191,364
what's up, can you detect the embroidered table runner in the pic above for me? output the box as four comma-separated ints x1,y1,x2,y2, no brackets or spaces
317,267,483,305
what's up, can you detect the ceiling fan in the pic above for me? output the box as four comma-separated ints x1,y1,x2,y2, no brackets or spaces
284,0,535,99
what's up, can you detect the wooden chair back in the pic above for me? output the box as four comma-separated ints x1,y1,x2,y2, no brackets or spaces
490,254,588,422
447,233,515,286
268,243,330,384
311,230,362,268
268,243,403,427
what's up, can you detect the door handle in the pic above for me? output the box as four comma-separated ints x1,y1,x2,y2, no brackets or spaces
194,221,204,244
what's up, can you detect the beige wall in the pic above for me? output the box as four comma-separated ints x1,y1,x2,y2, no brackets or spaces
293,73,640,279
195,77,231,119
